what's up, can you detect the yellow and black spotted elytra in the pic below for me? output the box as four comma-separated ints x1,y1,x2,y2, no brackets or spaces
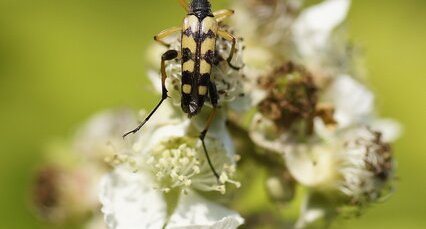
123,0,241,180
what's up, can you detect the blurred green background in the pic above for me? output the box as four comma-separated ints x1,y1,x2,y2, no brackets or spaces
0,0,425,228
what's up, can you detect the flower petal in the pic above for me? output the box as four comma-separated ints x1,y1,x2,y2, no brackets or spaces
100,169,167,229
323,75,374,128
167,191,244,229
73,109,137,160
370,118,402,142
293,0,351,57
284,143,338,188
295,193,332,229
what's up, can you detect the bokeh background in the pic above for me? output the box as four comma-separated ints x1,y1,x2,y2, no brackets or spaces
0,0,425,228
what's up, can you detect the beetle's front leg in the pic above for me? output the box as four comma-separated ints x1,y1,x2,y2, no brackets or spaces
154,26,182,47
123,50,181,138
213,9,234,22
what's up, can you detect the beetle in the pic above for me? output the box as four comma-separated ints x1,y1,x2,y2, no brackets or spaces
123,0,241,180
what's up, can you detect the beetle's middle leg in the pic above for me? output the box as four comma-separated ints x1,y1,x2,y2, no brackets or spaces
199,81,220,180
154,26,182,47
217,29,243,70
123,50,181,138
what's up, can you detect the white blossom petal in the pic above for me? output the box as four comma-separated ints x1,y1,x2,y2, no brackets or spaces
167,191,244,229
100,169,167,229
284,143,338,188
133,120,189,155
249,113,286,154
100,169,243,229
295,206,325,229
293,0,351,57
148,69,163,94
73,109,137,160
295,193,333,229
323,75,374,128
370,118,402,142
192,110,236,159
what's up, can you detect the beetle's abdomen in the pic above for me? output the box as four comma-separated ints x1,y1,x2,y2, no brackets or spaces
181,15,218,116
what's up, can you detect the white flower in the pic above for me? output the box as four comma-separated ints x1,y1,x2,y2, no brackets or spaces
100,168,244,229
289,127,397,227
123,103,240,194
285,127,396,206
248,62,322,153
99,102,243,228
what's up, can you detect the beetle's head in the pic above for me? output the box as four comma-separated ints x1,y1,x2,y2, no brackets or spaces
189,0,212,15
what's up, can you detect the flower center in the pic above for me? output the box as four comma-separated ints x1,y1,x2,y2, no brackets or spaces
257,62,319,135
145,136,240,194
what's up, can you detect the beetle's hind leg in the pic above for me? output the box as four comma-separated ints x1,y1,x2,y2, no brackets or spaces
123,50,181,138
199,81,220,181
217,29,243,70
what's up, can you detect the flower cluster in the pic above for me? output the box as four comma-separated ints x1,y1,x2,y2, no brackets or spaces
31,0,401,228
234,0,400,227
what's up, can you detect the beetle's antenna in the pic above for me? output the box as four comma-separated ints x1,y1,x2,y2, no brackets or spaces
178,0,189,12
122,98,166,138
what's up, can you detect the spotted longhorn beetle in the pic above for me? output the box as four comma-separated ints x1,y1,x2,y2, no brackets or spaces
123,0,241,180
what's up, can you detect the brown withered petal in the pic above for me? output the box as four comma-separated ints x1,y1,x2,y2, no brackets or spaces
257,62,318,135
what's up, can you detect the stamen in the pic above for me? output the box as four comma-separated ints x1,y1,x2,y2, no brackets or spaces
144,136,239,194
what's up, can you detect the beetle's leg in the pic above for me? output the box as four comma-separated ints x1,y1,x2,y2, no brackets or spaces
217,29,243,70
178,0,189,12
123,50,181,138
154,26,182,47
199,81,220,180
213,9,234,22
